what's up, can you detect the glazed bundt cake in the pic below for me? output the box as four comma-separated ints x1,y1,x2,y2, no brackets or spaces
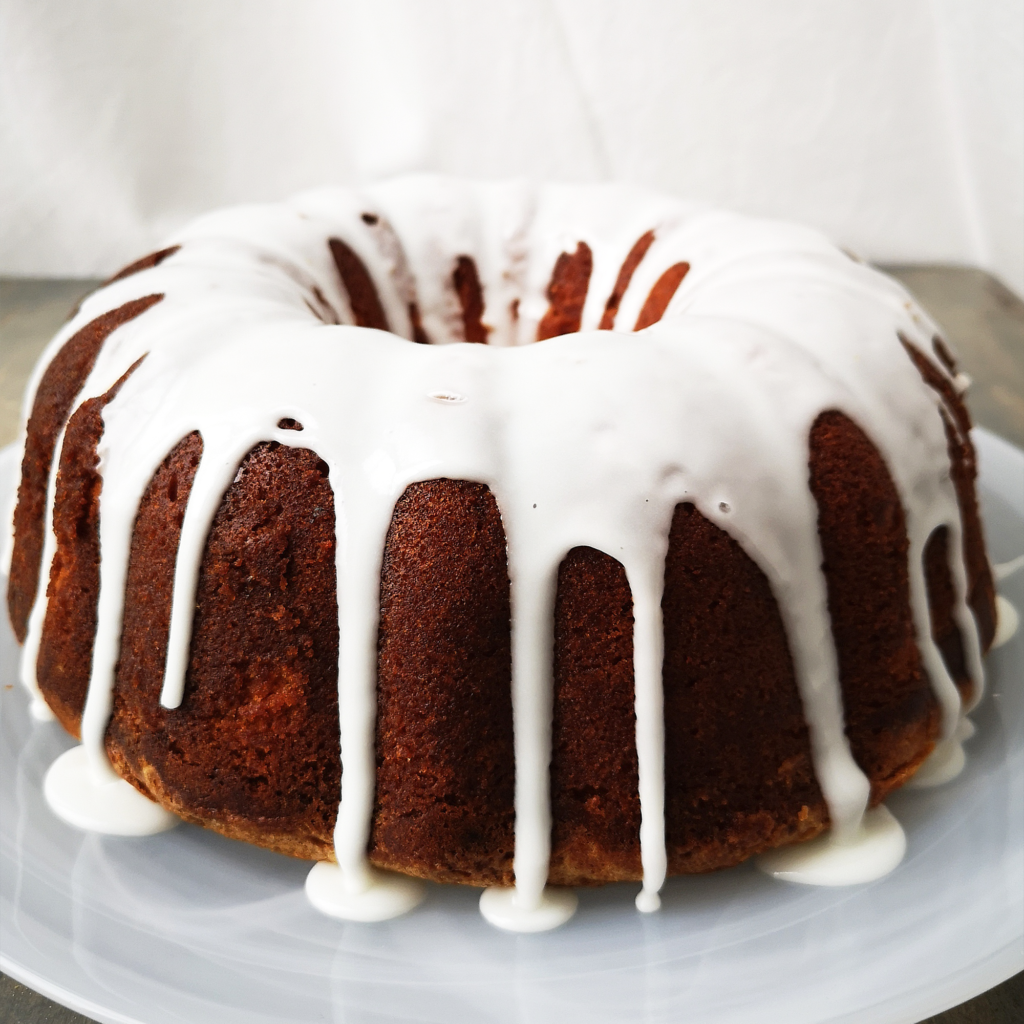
4,177,998,929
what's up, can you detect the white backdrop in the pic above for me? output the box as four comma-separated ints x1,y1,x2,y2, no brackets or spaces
2,0,1022,295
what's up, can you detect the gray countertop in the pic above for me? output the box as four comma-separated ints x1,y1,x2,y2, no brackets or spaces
0,271,1021,1024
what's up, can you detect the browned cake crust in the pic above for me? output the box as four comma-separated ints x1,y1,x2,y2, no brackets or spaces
537,242,593,341
7,296,162,641
35,361,141,734
633,262,690,332
901,334,996,651
452,256,491,344
599,231,655,330
550,547,641,884
104,246,181,286
107,438,342,860
328,237,390,332
661,501,828,873
372,480,515,884
809,411,940,799
924,526,971,690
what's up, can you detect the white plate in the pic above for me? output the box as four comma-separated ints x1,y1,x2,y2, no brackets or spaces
1,431,1022,1024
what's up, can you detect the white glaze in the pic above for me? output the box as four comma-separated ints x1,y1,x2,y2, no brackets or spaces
993,555,1024,582
992,595,1019,648
29,697,55,722
479,885,578,933
906,715,976,789
44,745,179,835
755,805,906,886
305,862,425,923
13,177,988,932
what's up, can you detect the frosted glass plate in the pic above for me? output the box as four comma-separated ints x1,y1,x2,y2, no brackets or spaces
1,430,1021,1024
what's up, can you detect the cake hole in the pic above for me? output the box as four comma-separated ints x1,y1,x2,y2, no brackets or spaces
718,501,731,513
278,418,304,431
428,392,467,404
361,213,379,225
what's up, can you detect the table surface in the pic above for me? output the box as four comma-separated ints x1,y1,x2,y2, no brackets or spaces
0,270,1021,1024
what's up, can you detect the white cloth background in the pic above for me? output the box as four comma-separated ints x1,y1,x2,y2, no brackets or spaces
2,0,1022,296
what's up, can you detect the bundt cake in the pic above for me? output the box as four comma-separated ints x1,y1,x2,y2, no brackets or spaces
3,176,999,930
